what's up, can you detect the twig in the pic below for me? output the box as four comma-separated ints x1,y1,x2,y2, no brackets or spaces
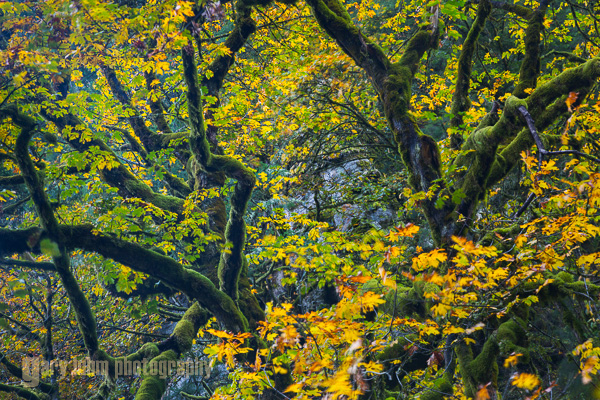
515,105,600,217
0,258,56,271
518,106,600,164
515,192,535,218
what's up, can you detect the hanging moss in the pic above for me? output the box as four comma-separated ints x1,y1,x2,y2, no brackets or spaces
513,4,549,98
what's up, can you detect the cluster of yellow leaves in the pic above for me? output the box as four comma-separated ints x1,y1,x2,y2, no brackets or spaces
412,248,447,272
511,372,541,390
573,340,600,385
210,282,387,400
204,330,253,368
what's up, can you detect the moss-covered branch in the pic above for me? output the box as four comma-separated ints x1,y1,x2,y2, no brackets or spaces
457,314,530,398
181,392,208,399
450,0,491,148
99,66,192,196
305,0,390,90
37,104,185,215
201,1,257,97
130,351,176,400
2,104,100,357
487,0,532,19
0,382,49,400
102,66,188,157
134,303,209,400
0,257,56,271
0,351,56,395
526,56,600,117
0,174,25,185
182,40,256,303
102,125,191,198
160,302,210,354
306,0,452,243
453,96,527,219
543,50,587,64
456,336,499,398
487,56,600,187
144,70,173,135
513,1,550,98
1,223,247,331
59,224,247,332
0,226,43,256
100,64,162,150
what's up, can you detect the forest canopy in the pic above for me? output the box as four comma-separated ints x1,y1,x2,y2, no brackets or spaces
1,0,600,399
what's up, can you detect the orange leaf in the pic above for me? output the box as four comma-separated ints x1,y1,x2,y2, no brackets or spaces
566,91,579,112
475,385,491,400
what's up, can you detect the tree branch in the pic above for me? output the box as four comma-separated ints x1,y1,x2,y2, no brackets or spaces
102,124,191,197
0,382,48,400
486,56,600,187
37,102,185,215
100,64,189,163
486,1,532,19
513,1,551,98
3,104,100,357
306,0,451,242
0,174,25,185
450,0,491,148
0,257,56,271
144,70,173,134
453,96,528,220
182,41,256,304
133,303,209,400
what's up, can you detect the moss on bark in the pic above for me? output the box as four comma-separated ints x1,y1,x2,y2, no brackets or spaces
4,105,99,355
450,0,491,148
134,350,177,400
456,336,499,398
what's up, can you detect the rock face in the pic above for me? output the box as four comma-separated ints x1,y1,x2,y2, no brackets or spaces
290,158,397,232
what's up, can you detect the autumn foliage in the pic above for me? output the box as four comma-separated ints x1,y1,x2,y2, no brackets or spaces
1,0,600,399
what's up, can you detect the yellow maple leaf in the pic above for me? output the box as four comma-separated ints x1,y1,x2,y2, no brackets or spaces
412,249,447,271
503,353,522,368
511,372,540,390
360,291,385,311
443,325,465,334
284,382,304,393
431,302,451,317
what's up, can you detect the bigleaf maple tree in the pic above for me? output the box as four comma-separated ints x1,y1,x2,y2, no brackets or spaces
1,0,600,399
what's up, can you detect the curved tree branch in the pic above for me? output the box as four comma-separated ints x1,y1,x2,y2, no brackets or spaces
182,38,256,304
3,104,100,357
450,0,491,148
513,0,551,98
37,103,185,215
